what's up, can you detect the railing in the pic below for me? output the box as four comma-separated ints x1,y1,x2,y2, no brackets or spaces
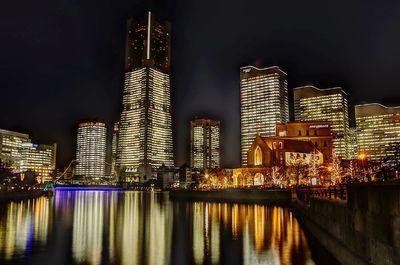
296,185,347,202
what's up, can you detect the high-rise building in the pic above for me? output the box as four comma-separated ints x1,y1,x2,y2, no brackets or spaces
20,143,56,182
117,11,173,180
240,65,289,166
355,103,400,161
294,86,350,159
190,118,220,170
75,121,107,179
0,129,30,170
111,122,119,178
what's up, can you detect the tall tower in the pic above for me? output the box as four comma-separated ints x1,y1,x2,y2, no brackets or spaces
190,118,220,170
110,122,119,178
294,86,350,159
75,121,107,179
240,65,289,166
117,12,173,180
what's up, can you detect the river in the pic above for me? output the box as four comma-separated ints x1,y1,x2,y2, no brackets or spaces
0,190,339,265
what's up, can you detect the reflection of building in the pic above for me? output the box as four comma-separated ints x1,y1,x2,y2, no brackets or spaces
276,121,333,162
20,143,56,182
240,65,289,166
0,129,30,170
355,103,400,161
189,202,314,265
111,122,119,178
76,121,107,179
294,86,350,159
0,198,50,260
348,127,358,159
117,11,174,181
190,118,220,170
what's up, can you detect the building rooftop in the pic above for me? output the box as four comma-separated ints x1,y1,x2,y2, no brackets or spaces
0,128,30,139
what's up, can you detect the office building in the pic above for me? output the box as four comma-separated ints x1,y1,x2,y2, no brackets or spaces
20,143,56,182
117,11,173,180
355,103,400,161
0,129,30,170
75,121,107,179
240,65,289,166
190,118,220,170
294,86,350,159
276,121,333,162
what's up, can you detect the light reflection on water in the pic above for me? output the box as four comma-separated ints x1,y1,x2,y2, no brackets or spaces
0,191,317,265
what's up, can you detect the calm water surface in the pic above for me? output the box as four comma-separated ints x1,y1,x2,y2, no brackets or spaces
0,191,336,265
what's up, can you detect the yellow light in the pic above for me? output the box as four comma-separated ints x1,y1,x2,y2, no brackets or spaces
358,152,366,160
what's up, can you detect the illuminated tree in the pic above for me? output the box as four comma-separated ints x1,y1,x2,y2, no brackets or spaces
308,152,320,185
331,153,342,185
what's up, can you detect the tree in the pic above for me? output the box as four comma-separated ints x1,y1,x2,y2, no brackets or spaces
331,153,342,185
286,155,308,185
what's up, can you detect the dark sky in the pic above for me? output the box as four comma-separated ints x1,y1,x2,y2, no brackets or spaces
1,0,400,169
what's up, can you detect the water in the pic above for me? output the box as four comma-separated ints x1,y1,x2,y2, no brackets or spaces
0,190,336,265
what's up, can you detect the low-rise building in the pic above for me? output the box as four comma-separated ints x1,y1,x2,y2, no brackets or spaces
276,121,333,162
233,134,323,187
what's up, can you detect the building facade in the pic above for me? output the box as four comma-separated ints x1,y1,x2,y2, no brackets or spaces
233,134,323,187
75,121,107,179
240,65,289,166
355,103,400,161
117,11,174,181
111,122,119,178
190,118,220,170
0,129,30,170
20,143,56,182
275,121,333,163
294,86,350,159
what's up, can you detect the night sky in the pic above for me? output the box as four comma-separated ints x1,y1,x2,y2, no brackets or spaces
1,0,400,169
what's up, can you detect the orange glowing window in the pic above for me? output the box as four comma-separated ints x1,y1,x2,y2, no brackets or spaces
255,146,262,166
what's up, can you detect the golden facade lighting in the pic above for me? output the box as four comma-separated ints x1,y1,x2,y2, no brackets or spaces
294,86,350,159
240,66,289,166
355,103,400,161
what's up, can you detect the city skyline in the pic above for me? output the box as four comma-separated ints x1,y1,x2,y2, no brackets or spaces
2,1,400,169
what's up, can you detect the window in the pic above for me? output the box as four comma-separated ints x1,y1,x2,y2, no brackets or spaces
314,130,317,136
324,141,327,147
306,130,309,136
254,146,262,166
298,130,301,136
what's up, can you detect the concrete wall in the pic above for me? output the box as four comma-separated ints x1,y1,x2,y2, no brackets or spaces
294,183,400,265
169,189,291,204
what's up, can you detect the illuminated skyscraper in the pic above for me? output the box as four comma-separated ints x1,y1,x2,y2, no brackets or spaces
355,103,400,161
240,65,289,166
190,118,220,170
111,122,119,178
20,143,56,182
0,129,30,170
75,121,107,178
294,86,350,159
117,11,173,180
